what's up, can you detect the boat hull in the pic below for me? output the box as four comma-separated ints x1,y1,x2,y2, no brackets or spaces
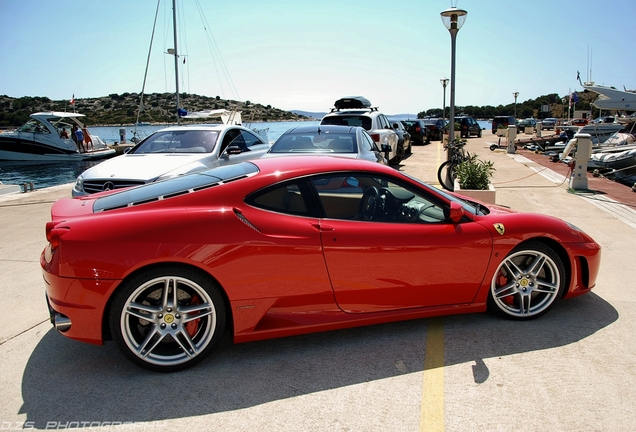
0,136,115,161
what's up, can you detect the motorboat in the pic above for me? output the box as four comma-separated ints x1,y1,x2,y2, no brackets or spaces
583,82,636,112
577,122,625,144
0,112,115,161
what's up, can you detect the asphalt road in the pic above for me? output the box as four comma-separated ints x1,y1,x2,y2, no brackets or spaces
1,130,635,431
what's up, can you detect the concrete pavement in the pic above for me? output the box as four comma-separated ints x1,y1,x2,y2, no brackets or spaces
1,131,635,431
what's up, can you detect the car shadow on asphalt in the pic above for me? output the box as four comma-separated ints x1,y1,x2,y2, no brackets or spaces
19,292,616,426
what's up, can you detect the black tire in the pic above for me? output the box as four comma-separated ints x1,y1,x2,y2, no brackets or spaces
437,160,456,191
405,140,412,155
390,143,404,165
109,265,227,372
490,144,498,151
477,129,482,138
488,241,566,320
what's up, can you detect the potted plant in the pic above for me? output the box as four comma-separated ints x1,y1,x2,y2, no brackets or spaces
453,153,496,203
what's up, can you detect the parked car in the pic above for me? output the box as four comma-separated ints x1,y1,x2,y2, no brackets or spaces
454,115,482,138
491,116,516,134
541,118,558,130
421,118,446,141
263,125,387,164
320,97,401,164
390,119,412,156
42,156,601,371
517,118,537,133
400,119,431,145
72,124,270,197
571,118,589,126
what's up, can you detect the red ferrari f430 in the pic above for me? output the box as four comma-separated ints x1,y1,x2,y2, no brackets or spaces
41,157,601,371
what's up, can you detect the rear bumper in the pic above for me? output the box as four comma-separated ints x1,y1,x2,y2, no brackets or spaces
42,250,121,345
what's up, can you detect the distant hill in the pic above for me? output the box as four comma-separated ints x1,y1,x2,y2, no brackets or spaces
0,93,308,127
291,110,327,119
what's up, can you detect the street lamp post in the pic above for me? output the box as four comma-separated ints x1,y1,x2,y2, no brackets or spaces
441,7,467,161
440,78,449,125
513,91,519,119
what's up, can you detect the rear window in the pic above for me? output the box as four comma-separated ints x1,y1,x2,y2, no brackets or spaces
321,115,373,130
93,162,259,212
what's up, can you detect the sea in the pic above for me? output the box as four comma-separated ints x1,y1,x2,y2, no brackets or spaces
0,119,492,190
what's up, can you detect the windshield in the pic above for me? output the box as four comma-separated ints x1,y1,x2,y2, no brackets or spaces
133,130,219,154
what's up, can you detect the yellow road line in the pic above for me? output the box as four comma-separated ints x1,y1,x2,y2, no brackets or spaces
420,317,444,431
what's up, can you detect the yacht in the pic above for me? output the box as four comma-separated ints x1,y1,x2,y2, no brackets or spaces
0,112,115,161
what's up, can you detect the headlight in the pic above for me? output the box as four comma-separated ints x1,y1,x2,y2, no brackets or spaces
74,175,84,190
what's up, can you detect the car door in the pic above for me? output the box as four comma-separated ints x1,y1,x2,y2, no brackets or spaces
311,173,493,313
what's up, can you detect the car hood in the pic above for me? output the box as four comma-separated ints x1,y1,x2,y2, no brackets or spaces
80,153,214,181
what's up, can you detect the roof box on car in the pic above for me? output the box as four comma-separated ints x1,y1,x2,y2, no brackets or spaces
334,96,371,110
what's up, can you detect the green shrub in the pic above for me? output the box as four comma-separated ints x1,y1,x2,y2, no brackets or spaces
456,153,495,190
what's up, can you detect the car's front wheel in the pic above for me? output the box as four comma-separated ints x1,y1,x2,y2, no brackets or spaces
109,265,226,372
488,241,566,320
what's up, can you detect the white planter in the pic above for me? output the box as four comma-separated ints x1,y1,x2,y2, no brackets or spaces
453,180,496,204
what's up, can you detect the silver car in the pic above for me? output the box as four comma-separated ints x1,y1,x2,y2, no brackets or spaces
72,124,270,197
262,125,388,164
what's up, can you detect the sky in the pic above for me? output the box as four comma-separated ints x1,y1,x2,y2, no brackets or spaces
1,0,635,115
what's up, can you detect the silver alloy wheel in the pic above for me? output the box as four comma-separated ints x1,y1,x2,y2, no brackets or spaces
120,275,217,368
490,247,562,318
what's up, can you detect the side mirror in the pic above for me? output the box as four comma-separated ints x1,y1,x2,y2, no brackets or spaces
225,145,243,155
447,201,465,223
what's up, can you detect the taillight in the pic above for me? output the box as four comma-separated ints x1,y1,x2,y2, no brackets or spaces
46,221,69,249
369,133,380,142
415,126,421,133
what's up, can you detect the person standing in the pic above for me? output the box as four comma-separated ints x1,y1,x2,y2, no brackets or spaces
74,126,85,153
82,126,93,151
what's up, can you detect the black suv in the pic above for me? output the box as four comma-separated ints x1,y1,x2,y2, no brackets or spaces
454,116,482,138
491,116,516,134
400,120,430,145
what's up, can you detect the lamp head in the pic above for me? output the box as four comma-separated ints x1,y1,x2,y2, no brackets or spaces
440,7,467,31
440,78,449,88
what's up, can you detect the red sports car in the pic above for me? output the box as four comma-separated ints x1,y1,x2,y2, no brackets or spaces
41,157,601,371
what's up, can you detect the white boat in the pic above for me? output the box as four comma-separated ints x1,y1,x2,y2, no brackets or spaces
0,112,115,161
583,82,636,112
577,122,625,144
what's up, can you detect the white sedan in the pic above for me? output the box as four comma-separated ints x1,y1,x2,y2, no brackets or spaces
72,124,270,197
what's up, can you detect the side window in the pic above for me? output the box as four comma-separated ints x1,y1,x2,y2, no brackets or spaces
362,132,379,152
378,115,389,129
311,174,446,223
220,129,242,153
239,130,264,148
248,182,308,215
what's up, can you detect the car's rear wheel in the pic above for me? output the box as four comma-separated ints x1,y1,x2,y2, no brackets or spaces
391,142,404,165
109,265,226,372
488,242,566,320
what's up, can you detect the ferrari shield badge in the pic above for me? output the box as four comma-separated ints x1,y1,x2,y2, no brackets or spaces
494,223,505,235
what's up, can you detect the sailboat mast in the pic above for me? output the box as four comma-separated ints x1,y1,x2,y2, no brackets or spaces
172,0,180,125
